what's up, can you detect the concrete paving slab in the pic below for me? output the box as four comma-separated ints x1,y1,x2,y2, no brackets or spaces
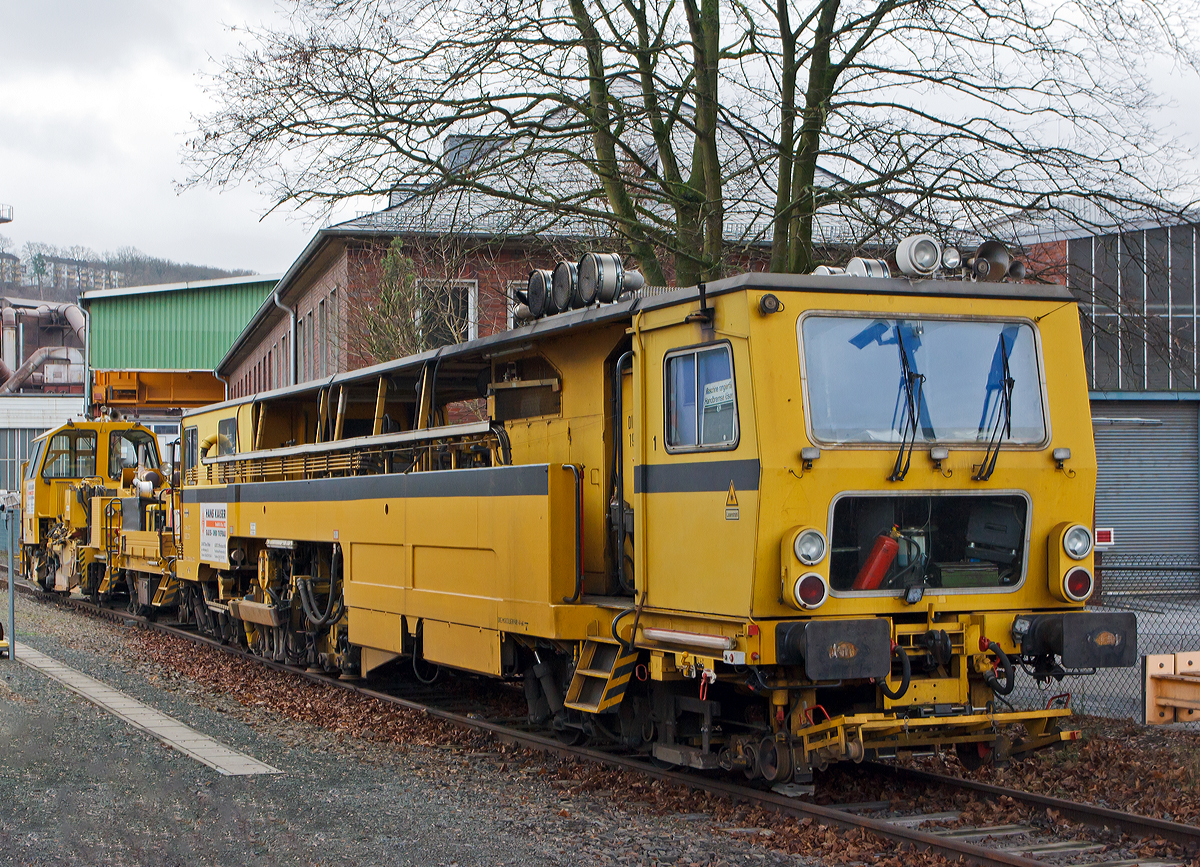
14,641,281,777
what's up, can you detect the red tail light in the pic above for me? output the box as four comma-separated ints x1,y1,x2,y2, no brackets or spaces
1064,567,1093,602
794,573,829,609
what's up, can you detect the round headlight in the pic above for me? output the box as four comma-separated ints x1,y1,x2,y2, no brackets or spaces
913,239,939,270
793,529,827,565
1063,525,1093,560
896,234,943,276
793,572,829,609
941,246,961,270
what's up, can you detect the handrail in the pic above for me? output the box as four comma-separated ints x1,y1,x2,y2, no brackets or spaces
201,419,494,466
612,350,634,594
561,464,584,603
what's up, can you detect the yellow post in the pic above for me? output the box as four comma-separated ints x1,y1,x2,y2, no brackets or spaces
372,376,388,436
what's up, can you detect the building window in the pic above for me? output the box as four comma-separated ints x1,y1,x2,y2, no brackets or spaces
328,289,337,374
319,299,326,376
299,315,307,382
306,311,314,380
506,280,525,330
414,279,479,346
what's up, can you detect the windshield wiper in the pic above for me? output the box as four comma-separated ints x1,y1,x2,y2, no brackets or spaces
890,327,925,482
974,333,1014,481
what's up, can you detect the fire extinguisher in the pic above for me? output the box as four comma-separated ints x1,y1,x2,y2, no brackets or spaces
852,527,901,590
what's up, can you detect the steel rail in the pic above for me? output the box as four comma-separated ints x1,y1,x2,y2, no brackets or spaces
875,763,1200,848
7,579,1191,867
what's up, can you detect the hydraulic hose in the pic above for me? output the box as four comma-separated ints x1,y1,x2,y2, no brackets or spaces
880,644,911,700
611,607,637,652
982,639,1016,696
298,545,344,628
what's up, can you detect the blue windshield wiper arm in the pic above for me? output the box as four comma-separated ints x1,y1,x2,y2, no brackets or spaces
890,328,925,482
974,334,1014,482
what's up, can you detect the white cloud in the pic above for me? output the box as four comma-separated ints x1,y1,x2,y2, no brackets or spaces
0,0,354,274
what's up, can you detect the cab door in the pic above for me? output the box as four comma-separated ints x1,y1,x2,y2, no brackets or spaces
638,333,759,616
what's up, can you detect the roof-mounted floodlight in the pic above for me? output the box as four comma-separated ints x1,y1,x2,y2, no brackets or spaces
526,270,552,318
968,240,1011,283
811,265,846,276
551,261,578,312
846,257,891,278
896,234,942,277
941,247,961,270
578,252,645,303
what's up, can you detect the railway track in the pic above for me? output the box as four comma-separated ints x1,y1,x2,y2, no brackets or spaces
7,578,1198,867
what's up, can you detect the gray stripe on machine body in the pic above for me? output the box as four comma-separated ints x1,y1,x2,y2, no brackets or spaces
181,463,550,505
633,458,760,494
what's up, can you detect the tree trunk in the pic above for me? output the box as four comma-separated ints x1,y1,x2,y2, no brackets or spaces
569,0,668,287
770,0,797,273
684,0,724,281
787,0,841,275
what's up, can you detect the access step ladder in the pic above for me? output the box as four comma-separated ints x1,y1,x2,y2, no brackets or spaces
564,640,639,713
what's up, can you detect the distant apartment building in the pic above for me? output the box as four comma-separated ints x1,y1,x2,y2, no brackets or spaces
0,252,123,297
0,252,18,287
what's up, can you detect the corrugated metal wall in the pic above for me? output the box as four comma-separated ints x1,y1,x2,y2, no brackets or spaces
89,280,276,370
0,428,46,492
1093,400,1199,557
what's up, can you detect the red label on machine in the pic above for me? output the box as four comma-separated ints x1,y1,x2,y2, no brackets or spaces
1095,527,1114,546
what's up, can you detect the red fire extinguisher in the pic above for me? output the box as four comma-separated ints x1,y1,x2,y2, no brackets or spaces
853,528,901,590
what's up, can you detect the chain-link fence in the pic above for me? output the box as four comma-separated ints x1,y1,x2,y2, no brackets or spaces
1009,552,1200,725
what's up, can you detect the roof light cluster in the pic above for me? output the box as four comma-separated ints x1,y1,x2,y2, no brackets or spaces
812,235,1027,282
518,252,646,320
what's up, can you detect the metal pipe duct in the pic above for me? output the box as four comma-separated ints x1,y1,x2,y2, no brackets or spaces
0,346,74,395
1,307,15,372
32,302,86,345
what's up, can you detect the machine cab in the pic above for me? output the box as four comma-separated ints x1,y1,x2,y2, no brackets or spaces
21,422,161,544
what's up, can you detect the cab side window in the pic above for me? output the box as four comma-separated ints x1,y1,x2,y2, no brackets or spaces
108,430,160,479
24,440,44,480
41,430,97,479
182,426,199,483
665,344,738,451
217,418,237,456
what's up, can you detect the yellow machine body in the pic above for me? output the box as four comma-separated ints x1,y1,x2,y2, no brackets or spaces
20,419,178,609
175,270,1133,779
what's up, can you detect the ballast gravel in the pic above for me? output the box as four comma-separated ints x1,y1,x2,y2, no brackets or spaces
0,592,812,867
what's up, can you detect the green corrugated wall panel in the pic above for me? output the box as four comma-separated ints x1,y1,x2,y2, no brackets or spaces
89,280,276,370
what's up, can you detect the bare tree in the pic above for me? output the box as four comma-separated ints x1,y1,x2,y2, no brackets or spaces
187,0,1200,281
21,242,58,299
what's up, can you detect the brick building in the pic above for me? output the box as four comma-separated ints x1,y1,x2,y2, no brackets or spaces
217,195,606,398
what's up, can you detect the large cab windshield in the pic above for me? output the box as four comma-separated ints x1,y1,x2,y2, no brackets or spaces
801,316,1046,445
109,429,161,478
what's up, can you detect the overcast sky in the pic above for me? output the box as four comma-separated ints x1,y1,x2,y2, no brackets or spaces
0,0,370,275
2,2,1199,278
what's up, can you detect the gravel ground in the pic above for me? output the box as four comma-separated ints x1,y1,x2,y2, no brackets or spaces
4,587,1199,867
0,593,812,867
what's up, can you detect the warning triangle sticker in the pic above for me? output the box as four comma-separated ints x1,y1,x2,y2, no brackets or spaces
726,482,738,507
